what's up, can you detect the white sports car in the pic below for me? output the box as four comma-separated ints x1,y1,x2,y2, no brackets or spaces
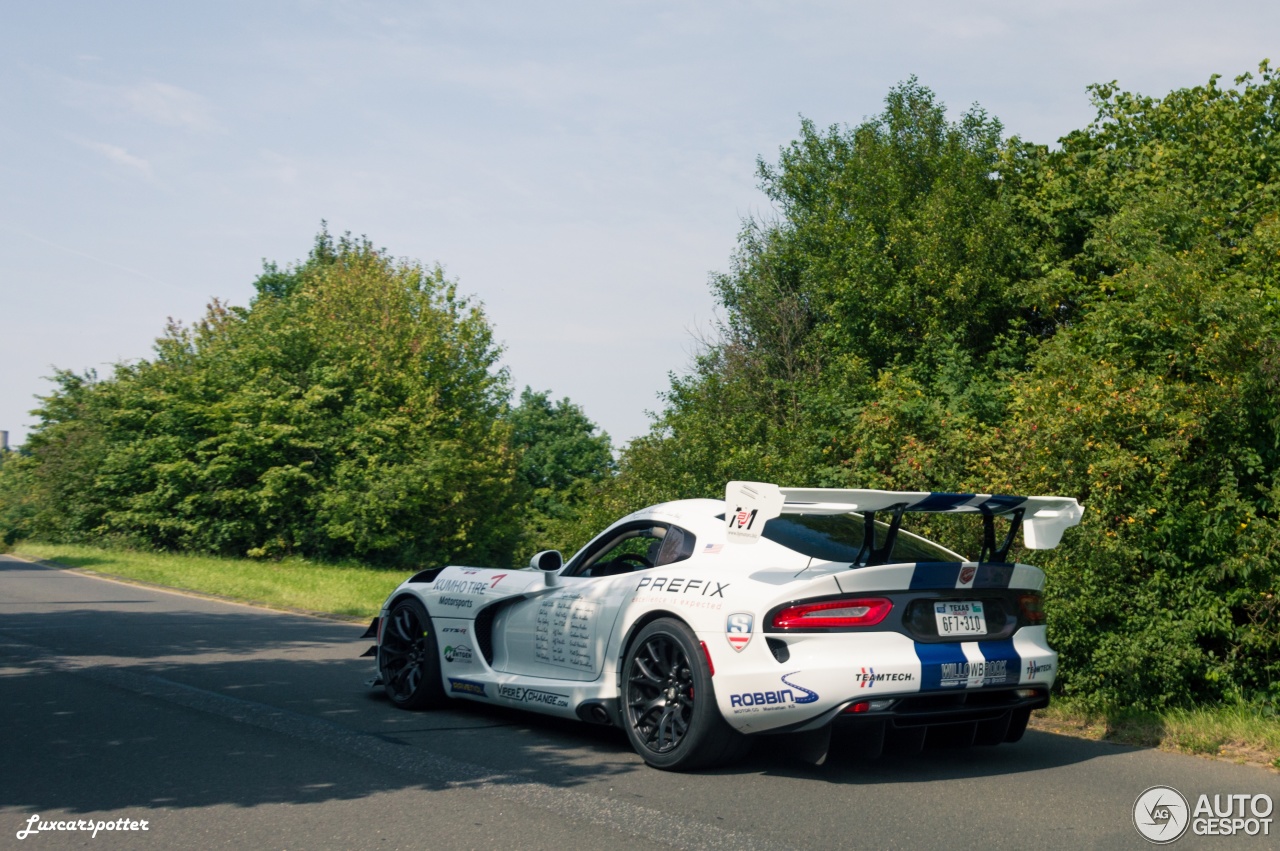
363,481,1083,770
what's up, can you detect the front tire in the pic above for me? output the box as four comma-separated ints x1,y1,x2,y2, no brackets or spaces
379,598,446,710
621,618,748,770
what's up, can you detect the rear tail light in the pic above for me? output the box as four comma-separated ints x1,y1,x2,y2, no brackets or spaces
1018,593,1045,624
771,597,892,629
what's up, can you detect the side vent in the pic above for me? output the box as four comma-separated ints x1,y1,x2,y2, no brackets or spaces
767,638,790,663
474,606,496,665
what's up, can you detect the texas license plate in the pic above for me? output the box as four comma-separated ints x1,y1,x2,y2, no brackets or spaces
934,601,987,636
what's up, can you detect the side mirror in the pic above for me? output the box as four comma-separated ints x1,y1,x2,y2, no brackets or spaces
529,550,563,586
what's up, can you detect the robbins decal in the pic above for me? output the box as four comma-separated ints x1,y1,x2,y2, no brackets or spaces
855,667,915,688
443,644,473,664
728,672,819,714
725,612,753,652
449,678,486,697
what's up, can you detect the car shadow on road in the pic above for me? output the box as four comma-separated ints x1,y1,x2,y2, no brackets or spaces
0,599,649,818
1,596,1134,818
735,727,1138,784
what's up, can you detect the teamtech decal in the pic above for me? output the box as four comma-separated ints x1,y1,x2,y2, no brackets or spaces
855,667,915,688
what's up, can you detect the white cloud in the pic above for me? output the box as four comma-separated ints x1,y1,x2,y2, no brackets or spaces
63,77,221,133
120,81,221,132
75,138,155,179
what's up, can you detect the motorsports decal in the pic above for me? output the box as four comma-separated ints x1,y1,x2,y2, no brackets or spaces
725,612,753,652
728,672,819,714
915,639,1021,689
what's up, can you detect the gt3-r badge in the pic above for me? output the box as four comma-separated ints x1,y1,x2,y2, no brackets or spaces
726,612,753,652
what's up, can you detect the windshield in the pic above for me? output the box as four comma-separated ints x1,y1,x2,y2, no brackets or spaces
760,514,964,564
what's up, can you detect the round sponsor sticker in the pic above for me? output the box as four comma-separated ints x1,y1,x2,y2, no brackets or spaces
1133,785,1189,844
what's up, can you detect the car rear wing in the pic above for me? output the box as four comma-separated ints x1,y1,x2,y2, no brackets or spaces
725,481,1083,562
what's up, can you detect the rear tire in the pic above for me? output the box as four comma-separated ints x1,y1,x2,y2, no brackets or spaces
379,598,447,710
621,618,749,770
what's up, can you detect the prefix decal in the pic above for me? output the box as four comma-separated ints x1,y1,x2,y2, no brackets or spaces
635,577,729,597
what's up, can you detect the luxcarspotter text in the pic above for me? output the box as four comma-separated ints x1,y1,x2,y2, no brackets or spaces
17,814,150,840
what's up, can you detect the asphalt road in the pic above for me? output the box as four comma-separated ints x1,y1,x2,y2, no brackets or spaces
2,554,1276,850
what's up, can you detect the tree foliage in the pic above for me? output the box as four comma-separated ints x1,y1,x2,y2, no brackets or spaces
2,231,521,567
507,387,614,560
598,68,1280,709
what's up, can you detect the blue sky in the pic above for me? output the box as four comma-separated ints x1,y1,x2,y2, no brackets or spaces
2,1,1277,448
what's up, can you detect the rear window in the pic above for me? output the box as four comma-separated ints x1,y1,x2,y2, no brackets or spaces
760,514,963,564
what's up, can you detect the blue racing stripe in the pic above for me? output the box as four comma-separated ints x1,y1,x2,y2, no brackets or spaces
910,493,976,512
915,641,970,690
909,562,962,589
976,495,1026,514
976,639,1022,687
974,564,1015,588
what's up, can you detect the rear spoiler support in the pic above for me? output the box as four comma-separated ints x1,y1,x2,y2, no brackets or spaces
854,504,907,566
979,507,1024,564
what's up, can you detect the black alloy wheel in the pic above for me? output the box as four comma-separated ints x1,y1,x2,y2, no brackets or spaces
379,598,446,710
621,618,749,770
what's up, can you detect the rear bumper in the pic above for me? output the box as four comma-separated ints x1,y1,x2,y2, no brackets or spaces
833,685,1049,729
708,625,1057,734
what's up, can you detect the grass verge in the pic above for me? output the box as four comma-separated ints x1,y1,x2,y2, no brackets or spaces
12,541,406,621
1031,700,1280,772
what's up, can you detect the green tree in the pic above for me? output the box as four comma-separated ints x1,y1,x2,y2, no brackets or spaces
507,387,614,558
995,63,1280,707
3,230,521,568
